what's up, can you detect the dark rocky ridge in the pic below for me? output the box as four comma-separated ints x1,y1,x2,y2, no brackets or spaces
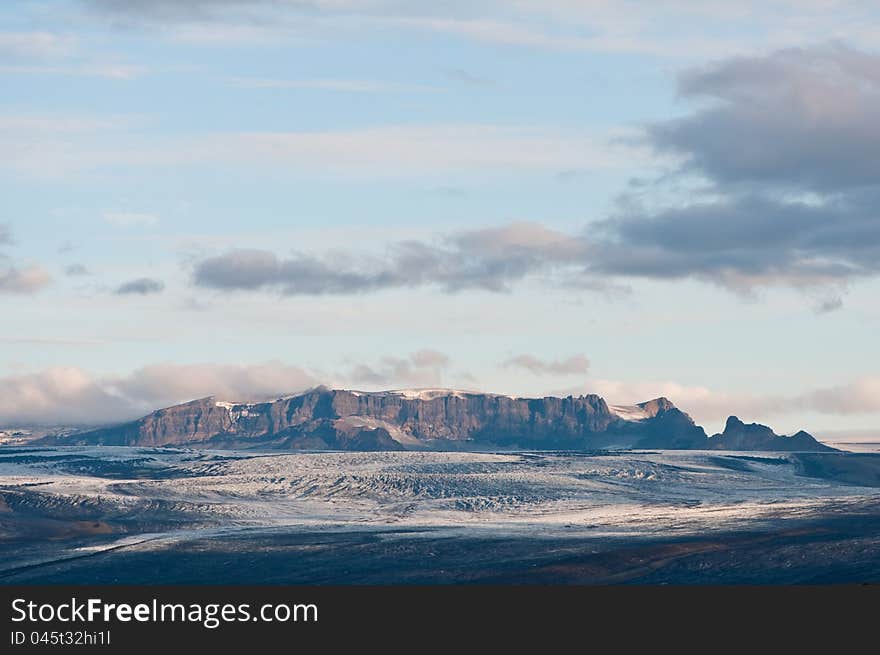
42,387,834,452
708,416,836,452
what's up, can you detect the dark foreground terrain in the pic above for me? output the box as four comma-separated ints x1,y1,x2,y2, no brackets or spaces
2,502,879,584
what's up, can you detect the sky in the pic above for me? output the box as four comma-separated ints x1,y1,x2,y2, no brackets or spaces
1,0,879,439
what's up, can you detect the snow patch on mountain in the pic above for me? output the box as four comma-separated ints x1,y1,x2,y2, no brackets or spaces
609,404,652,422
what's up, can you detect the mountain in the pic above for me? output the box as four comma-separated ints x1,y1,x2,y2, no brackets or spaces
607,398,708,449
40,387,833,452
707,416,837,452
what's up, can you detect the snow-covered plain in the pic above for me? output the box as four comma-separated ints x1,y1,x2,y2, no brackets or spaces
1,447,877,544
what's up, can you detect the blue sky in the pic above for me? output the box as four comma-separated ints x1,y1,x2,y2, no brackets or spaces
1,1,879,438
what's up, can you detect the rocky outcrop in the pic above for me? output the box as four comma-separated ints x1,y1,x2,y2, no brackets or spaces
606,399,708,449
45,388,835,453
707,416,837,452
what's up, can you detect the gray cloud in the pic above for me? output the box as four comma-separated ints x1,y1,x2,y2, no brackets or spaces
0,223,12,245
347,349,451,387
599,44,880,292
503,353,590,376
445,68,495,87
193,249,280,290
592,193,880,289
64,263,91,276
194,222,594,295
115,277,165,295
814,295,844,315
651,44,880,192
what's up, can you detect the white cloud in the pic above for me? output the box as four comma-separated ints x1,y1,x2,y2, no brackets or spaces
383,17,597,52
0,31,78,59
0,63,147,79
79,0,880,58
223,76,442,93
565,375,880,432
0,114,142,133
0,122,653,179
3,361,879,430
0,362,320,425
803,377,880,415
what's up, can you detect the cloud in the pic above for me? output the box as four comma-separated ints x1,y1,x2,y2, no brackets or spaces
0,32,78,59
186,48,880,301
593,45,880,294
223,76,441,93
193,223,598,295
0,361,320,425
386,16,596,52
591,194,880,290
103,210,159,227
193,249,282,290
0,29,141,79
347,349,451,387
0,121,644,179
77,0,880,58
112,361,319,409
651,44,880,192
0,115,140,133
64,263,91,276
409,349,451,369
444,68,494,87
0,223,51,294
5,362,878,429
565,375,880,434
0,265,52,294
801,377,880,415
193,193,878,302
503,353,590,376
813,294,844,314
115,278,165,295
0,368,128,426
81,0,285,23
0,64,148,79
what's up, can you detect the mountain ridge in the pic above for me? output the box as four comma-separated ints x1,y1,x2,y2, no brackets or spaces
708,415,837,452
39,387,836,452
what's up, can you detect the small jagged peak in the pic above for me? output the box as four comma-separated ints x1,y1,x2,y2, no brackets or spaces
724,415,746,431
636,397,677,416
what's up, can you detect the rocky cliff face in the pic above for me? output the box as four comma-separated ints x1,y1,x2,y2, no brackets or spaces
55,388,623,450
46,388,833,453
707,416,836,452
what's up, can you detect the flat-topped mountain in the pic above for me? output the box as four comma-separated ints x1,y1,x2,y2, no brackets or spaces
41,387,834,452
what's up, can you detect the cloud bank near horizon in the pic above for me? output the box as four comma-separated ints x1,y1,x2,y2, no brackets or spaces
1,359,878,431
